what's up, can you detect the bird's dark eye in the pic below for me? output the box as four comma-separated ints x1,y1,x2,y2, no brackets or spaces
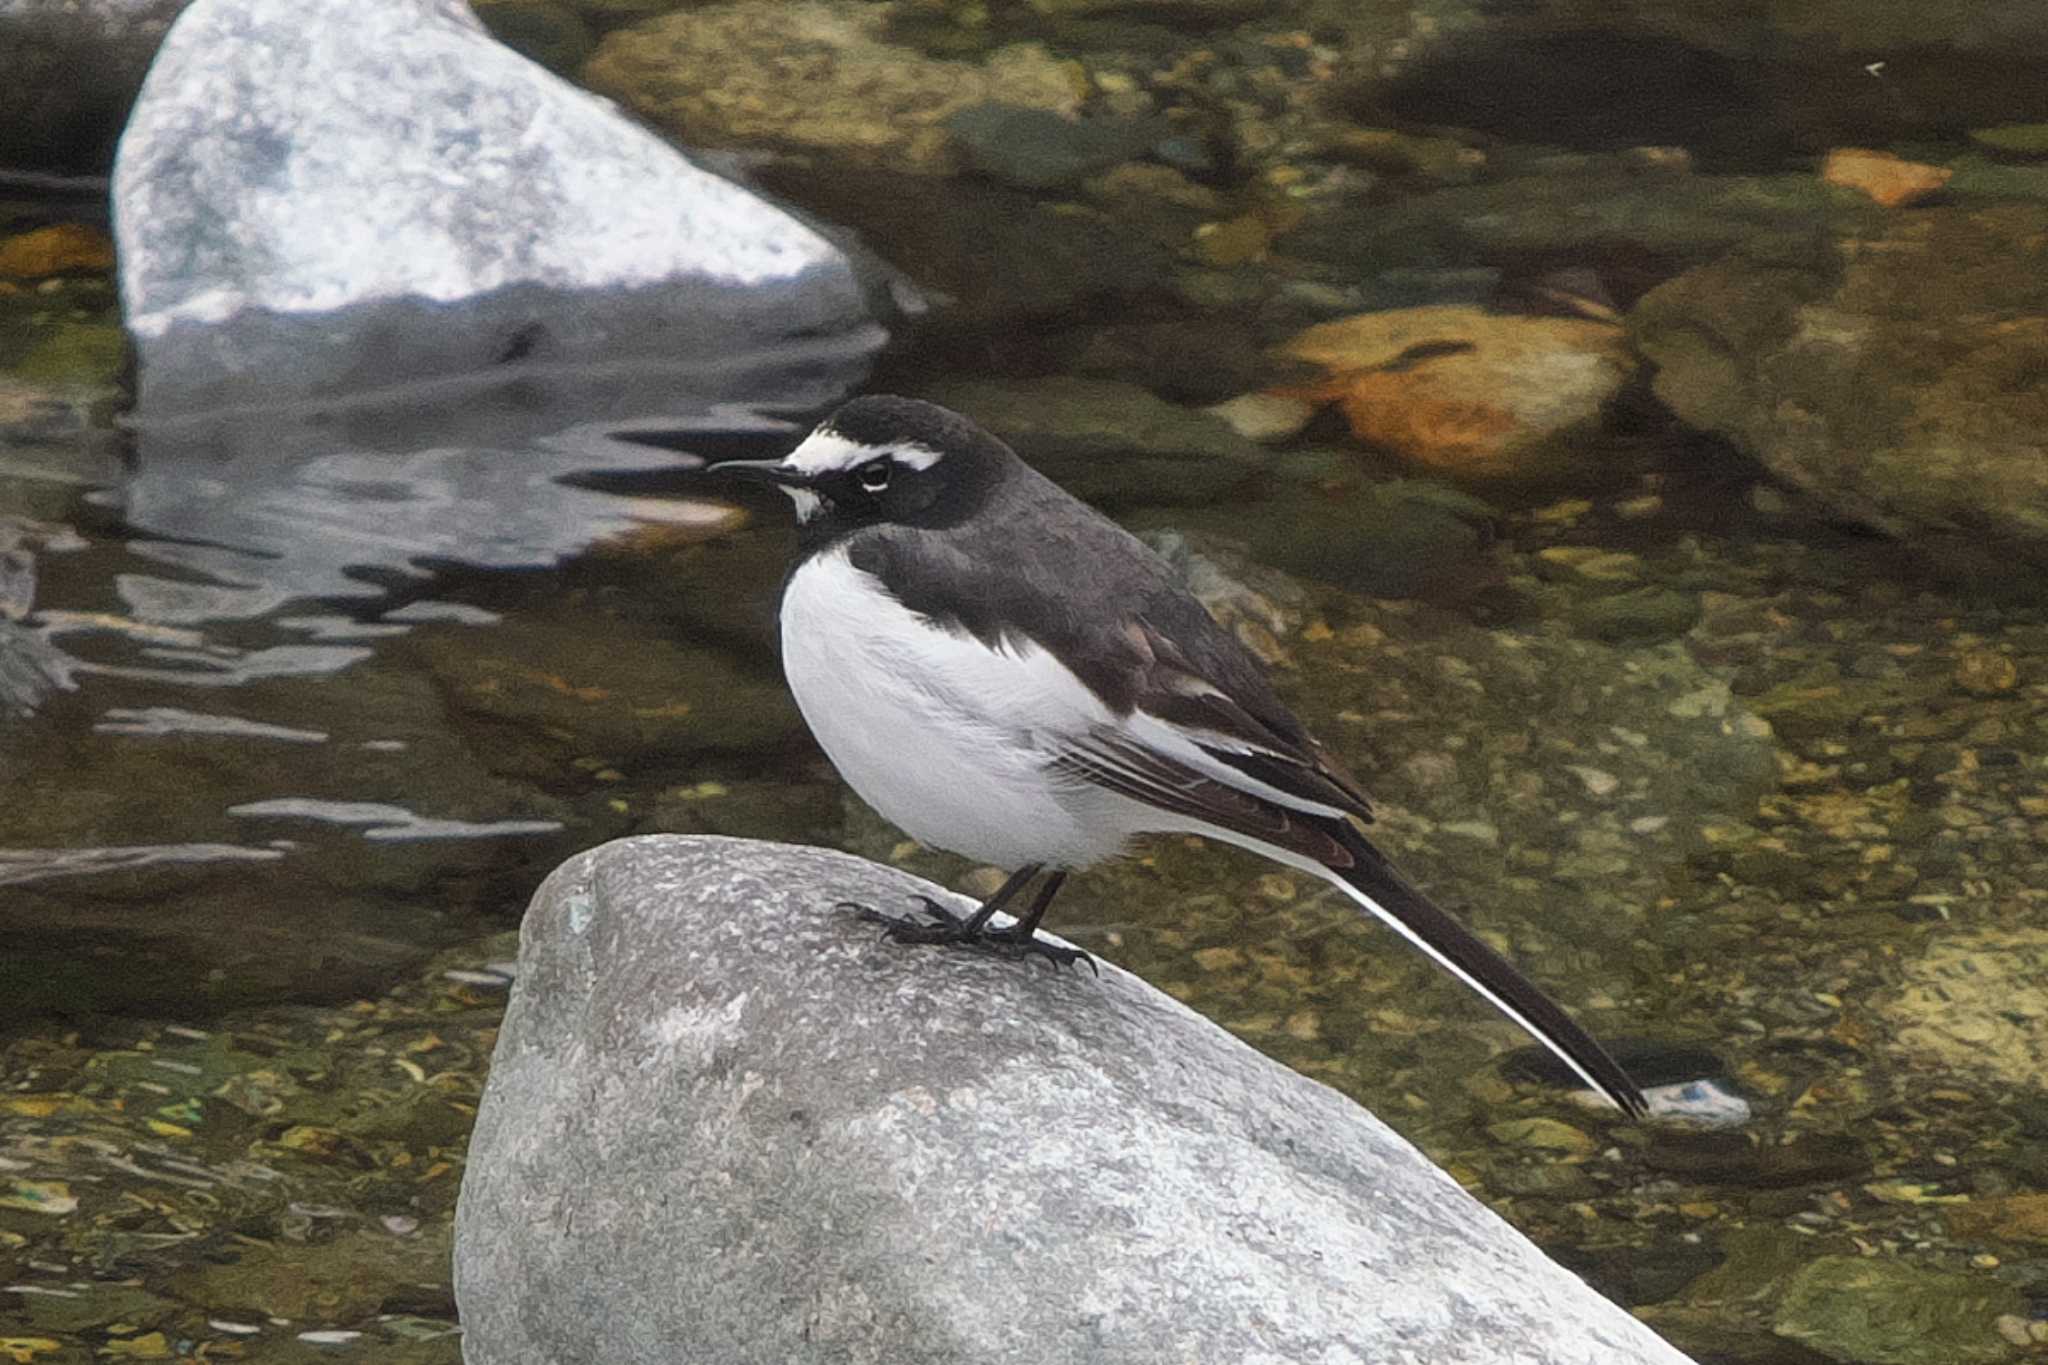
857,459,891,492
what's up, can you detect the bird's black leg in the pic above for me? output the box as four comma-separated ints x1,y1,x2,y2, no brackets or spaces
837,865,1092,972
980,871,1092,973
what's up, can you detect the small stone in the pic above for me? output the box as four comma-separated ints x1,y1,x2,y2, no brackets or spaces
959,866,1010,899
1568,587,1702,643
1821,148,1953,208
1204,393,1314,443
1622,145,1693,173
0,1179,77,1216
1192,946,1246,972
0,224,116,279
1954,650,2018,696
1995,1315,2032,1347
1529,498,1593,525
1564,765,1620,797
1277,306,1635,482
1487,1117,1597,1156
1252,873,1297,902
1537,547,1642,583
1748,483,1792,517
1190,214,1271,267
1080,162,1224,215
1319,128,1482,185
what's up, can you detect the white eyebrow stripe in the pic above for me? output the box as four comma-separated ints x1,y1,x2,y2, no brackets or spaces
781,429,943,476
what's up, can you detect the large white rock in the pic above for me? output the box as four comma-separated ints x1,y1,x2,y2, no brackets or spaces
455,834,1694,1365
112,0,888,416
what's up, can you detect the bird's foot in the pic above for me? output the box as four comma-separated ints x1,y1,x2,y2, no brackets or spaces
836,896,1096,974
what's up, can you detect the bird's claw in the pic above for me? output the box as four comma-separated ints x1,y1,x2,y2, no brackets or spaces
834,896,1096,974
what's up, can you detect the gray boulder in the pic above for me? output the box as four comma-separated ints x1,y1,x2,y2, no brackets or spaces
112,0,889,417
455,834,1694,1365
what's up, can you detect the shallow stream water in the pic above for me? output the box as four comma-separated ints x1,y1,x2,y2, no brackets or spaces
9,4,2048,1362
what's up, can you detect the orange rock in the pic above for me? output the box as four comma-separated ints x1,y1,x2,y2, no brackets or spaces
1948,1193,2048,1243
1275,304,1634,481
1821,148,1952,208
0,223,116,279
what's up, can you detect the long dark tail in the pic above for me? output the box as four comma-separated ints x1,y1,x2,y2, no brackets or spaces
1316,824,1647,1118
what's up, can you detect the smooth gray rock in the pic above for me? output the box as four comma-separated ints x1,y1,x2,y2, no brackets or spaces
112,0,888,417
455,834,1694,1365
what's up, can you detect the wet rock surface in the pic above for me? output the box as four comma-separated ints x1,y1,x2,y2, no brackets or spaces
456,834,1693,1365
1634,206,2048,574
913,374,1268,507
584,1,1083,176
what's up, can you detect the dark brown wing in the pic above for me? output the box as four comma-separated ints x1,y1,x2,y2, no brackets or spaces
1122,618,1375,823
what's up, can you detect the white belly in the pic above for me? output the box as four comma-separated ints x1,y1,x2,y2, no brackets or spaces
779,547,1129,869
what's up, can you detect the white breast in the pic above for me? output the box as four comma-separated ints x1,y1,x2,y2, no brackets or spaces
778,547,1131,869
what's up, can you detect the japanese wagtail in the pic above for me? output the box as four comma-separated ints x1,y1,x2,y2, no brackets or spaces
618,394,1647,1116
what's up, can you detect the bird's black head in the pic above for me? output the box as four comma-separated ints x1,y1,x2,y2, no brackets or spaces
703,396,1020,549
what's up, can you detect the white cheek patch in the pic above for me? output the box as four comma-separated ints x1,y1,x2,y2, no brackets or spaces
780,486,824,522
782,428,943,476
887,440,943,472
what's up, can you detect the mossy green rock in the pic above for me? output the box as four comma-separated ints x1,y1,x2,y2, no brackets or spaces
14,321,126,386
916,376,1267,509
1969,123,2048,158
1286,164,1875,276
1569,587,1702,644
1773,1255,2023,1364
945,103,1164,190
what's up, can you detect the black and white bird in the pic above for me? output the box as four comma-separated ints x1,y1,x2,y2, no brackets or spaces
620,395,1646,1117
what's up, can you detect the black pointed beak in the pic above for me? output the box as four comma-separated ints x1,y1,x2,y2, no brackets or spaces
608,428,812,486
696,456,810,487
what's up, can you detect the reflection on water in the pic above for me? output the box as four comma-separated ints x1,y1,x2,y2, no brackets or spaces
0,841,285,887
225,798,563,842
0,354,857,1026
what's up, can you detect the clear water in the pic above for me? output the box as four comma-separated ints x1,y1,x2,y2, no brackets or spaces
8,6,2048,1362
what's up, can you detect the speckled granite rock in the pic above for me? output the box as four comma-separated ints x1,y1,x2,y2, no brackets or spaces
455,834,1694,1365
113,0,888,416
